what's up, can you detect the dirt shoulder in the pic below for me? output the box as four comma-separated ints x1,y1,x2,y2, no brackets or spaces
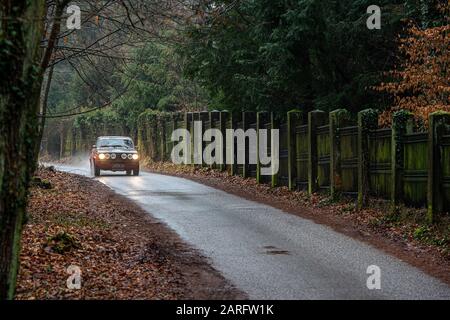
16,166,244,300
144,161,450,286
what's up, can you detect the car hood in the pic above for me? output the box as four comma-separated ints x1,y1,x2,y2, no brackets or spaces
96,147,137,154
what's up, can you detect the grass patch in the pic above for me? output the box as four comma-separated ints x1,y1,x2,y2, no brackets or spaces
50,213,109,229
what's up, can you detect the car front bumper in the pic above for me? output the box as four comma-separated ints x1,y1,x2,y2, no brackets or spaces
94,159,139,171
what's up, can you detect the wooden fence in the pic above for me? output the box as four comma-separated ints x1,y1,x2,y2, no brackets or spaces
43,109,450,222
137,109,450,222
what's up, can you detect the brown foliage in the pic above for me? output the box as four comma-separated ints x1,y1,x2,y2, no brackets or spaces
376,4,450,127
17,167,241,299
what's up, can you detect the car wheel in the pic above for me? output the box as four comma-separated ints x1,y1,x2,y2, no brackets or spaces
126,170,132,176
133,168,139,176
94,165,100,177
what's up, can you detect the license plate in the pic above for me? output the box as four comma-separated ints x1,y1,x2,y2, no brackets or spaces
112,164,125,169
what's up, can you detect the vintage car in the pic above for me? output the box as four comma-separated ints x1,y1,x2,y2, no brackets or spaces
90,136,139,176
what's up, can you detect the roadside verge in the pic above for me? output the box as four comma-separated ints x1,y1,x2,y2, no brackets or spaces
16,166,244,299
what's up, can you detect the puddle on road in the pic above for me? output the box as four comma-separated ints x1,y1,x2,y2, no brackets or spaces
265,250,290,255
124,190,205,201
262,246,290,255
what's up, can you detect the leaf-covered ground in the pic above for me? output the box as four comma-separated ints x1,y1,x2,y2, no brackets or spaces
16,166,243,300
145,161,450,286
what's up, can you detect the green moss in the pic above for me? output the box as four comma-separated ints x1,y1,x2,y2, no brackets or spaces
369,135,391,164
46,231,81,254
430,110,450,116
31,177,52,189
358,109,379,131
392,110,413,133
404,141,428,171
295,141,308,182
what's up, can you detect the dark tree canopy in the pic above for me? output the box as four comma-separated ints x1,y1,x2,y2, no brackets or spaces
180,0,445,114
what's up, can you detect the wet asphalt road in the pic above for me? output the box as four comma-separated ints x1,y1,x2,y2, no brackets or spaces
52,163,450,300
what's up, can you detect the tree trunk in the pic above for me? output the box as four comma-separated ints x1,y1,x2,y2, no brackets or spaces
59,124,63,159
0,0,46,299
35,65,55,159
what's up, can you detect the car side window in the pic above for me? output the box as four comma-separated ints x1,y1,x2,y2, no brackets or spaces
124,139,133,148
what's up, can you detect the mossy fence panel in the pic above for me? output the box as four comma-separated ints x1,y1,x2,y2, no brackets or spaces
235,115,245,177
295,122,309,191
186,112,194,165
164,116,173,162
277,115,289,187
316,124,331,192
441,133,450,212
337,125,358,196
247,113,258,179
403,132,429,206
225,112,236,176
368,128,392,199
209,111,221,170
257,112,272,184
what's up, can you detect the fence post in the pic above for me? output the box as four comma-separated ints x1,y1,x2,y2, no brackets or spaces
357,109,378,209
287,110,302,190
391,110,414,211
242,112,250,178
186,112,194,166
271,113,278,188
157,114,162,161
219,111,228,171
227,112,237,176
256,112,268,183
330,109,351,200
308,110,327,195
199,111,209,166
150,117,154,161
427,111,450,223
208,111,218,169
171,113,178,160
170,113,179,161
176,112,184,162
181,112,189,165
192,112,200,166
161,113,172,162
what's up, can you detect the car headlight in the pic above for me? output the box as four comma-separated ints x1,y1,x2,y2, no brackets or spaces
121,153,127,160
105,153,111,159
132,154,139,160
110,153,116,159
128,154,133,160
98,153,106,160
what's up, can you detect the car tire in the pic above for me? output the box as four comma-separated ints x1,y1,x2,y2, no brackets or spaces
126,170,132,176
94,165,100,177
133,168,139,176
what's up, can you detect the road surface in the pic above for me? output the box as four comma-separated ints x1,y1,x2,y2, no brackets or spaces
51,163,450,300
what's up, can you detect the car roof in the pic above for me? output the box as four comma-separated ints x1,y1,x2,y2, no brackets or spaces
97,136,132,140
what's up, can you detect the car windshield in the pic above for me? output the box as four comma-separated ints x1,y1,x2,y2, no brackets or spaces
98,138,133,149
